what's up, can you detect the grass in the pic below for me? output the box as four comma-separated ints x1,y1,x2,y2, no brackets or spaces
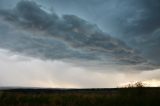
0,87,160,106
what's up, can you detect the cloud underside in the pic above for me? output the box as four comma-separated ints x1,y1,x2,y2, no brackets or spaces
0,1,157,70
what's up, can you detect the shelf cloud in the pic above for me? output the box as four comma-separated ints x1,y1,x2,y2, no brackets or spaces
0,0,154,70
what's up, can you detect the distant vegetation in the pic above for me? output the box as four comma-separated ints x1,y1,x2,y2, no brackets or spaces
124,81,145,88
0,87,160,106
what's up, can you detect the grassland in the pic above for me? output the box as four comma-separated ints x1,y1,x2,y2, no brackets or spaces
0,87,160,106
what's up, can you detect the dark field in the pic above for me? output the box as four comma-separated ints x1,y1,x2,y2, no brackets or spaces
0,87,160,106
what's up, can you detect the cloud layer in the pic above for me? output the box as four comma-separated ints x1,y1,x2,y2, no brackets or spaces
0,0,151,69
51,0,160,66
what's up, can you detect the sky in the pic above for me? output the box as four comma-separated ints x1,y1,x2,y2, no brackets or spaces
0,0,160,88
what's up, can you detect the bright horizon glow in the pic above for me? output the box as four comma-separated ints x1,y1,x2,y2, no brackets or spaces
120,80,160,88
143,80,160,87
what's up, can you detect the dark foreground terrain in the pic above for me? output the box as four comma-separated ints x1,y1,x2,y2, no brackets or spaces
0,87,160,106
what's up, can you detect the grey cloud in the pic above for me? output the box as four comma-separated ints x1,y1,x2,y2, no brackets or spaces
0,1,152,69
72,0,160,66
116,0,160,65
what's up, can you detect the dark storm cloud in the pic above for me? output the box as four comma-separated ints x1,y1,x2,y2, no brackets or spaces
64,0,160,67
113,0,160,65
116,0,160,39
0,0,154,69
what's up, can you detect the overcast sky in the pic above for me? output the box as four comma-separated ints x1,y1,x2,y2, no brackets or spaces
0,0,160,88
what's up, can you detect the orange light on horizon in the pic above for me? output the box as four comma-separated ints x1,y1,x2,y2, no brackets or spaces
143,79,160,87
119,79,160,88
